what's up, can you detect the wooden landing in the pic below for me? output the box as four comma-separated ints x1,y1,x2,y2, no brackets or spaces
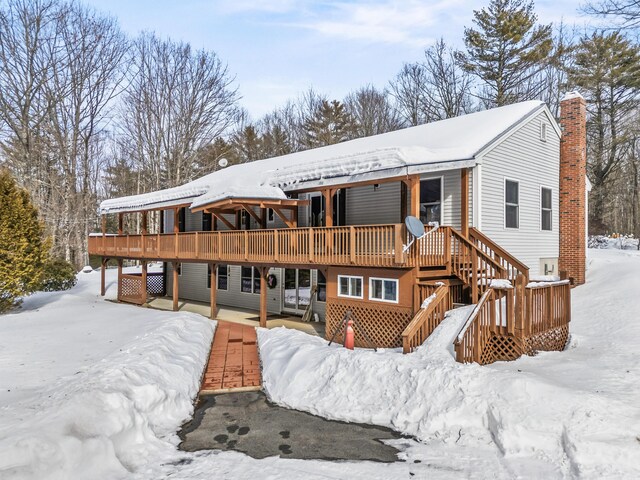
200,321,262,394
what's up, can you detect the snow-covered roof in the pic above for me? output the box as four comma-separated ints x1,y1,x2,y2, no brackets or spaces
100,100,547,214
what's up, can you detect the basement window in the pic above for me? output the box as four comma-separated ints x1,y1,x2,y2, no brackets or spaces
541,187,552,231
337,275,363,299
369,277,399,303
505,179,519,229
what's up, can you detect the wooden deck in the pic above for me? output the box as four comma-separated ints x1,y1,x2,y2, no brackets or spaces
200,321,261,394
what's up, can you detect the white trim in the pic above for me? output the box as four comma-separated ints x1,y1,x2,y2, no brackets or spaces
337,275,364,299
503,178,520,230
368,277,399,304
540,186,553,232
419,176,444,225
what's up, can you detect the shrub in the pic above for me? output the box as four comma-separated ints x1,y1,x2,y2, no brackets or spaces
0,170,49,312
40,258,78,292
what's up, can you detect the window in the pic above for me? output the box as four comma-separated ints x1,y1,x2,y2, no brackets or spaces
178,207,186,232
505,180,519,229
540,122,547,142
267,208,274,223
241,266,260,294
369,278,399,303
337,275,363,299
317,271,327,302
218,265,228,290
420,178,442,225
207,265,211,288
175,263,182,276
541,187,552,231
202,212,212,231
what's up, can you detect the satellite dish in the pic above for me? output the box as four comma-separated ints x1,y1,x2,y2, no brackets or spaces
405,216,425,238
403,215,439,253
218,158,229,168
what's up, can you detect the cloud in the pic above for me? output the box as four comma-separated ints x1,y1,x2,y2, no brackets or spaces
297,0,463,47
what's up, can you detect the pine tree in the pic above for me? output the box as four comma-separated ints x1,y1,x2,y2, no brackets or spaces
456,0,553,107
0,169,50,312
567,31,640,233
303,100,354,148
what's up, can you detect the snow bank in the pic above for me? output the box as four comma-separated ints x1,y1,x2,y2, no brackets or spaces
0,275,214,480
259,249,640,478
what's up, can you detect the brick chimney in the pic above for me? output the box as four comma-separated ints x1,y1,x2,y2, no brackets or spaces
559,92,587,285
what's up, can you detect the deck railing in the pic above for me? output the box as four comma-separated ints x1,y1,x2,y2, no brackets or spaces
402,283,450,353
89,224,409,268
469,227,530,283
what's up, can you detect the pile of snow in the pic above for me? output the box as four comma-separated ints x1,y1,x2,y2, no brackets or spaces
100,101,545,214
589,234,638,250
0,271,214,479
81,265,93,273
259,248,640,478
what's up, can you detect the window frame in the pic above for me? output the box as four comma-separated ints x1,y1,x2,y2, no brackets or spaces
368,277,399,304
540,186,553,231
240,266,260,294
419,176,443,225
504,178,520,230
217,264,228,291
337,275,364,300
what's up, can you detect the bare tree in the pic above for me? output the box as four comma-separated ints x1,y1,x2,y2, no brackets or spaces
389,63,429,126
120,32,239,192
344,84,402,138
584,1,640,29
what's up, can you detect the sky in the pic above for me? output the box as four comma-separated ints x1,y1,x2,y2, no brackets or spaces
84,0,589,119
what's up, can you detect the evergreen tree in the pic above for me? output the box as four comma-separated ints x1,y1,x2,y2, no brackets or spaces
457,0,553,107
0,169,49,312
567,31,640,233
231,125,264,162
303,100,354,148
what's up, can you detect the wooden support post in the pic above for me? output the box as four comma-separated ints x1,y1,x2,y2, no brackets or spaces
100,257,107,296
461,168,469,237
173,208,179,234
515,274,526,336
101,215,107,235
259,267,268,328
235,211,242,230
409,176,420,219
141,261,147,305
117,259,123,301
210,263,217,319
323,189,333,227
394,224,404,264
172,262,179,311
292,205,298,228
141,211,148,235
118,213,123,235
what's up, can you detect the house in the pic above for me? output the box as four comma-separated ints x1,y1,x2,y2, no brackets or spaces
89,93,586,364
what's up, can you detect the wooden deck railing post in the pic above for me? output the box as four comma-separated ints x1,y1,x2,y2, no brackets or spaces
217,233,222,261
471,248,478,302
274,230,279,262
309,227,314,263
394,224,404,264
244,230,249,261
174,233,178,258
141,261,147,305
349,226,356,264
195,231,199,259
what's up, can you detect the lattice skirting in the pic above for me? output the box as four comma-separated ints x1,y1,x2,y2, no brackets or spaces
478,326,569,365
120,276,144,305
146,273,165,296
325,299,413,348
525,325,569,355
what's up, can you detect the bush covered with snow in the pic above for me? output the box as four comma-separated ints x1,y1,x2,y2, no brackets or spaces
39,258,78,292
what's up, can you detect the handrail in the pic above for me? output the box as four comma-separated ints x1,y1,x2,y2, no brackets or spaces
453,288,496,363
469,227,529,282
450,228,505,274
401,284,449,353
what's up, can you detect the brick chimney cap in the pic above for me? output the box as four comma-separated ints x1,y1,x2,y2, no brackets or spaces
561,91,584,101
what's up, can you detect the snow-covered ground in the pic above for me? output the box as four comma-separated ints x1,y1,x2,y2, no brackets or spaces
1,249,639,479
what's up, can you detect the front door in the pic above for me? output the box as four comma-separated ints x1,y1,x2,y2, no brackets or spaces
282,268,311,315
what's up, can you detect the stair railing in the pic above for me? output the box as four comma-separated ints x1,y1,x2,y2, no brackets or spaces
401,284,450,353
469,227,530,283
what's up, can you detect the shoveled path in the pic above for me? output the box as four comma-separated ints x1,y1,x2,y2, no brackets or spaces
201,321,261,394
179,391,404,462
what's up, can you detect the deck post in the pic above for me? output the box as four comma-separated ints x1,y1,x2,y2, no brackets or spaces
514,274,526,337
172,262,179,311
323,189,334,227
210,263,217,319
100,257,107,296
409,175,420,219
259,267,268,328
461,168,469,237
117,259,123,301
141,261,147,305
173,208,179,233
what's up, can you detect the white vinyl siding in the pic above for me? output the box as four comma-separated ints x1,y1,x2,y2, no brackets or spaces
346,182,400,225
479,111,560,276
